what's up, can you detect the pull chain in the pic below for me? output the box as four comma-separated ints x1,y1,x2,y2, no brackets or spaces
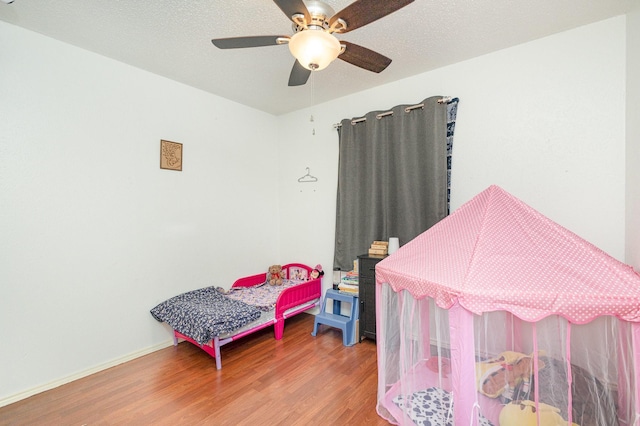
310,72,315,136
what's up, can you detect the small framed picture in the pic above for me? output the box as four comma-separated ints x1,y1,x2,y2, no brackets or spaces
289,267,308,281
160,140,182,171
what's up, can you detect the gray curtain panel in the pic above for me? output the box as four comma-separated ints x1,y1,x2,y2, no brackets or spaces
333,96,458,271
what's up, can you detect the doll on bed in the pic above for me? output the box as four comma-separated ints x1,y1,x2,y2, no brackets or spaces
476,351,544,403
309,264,324,280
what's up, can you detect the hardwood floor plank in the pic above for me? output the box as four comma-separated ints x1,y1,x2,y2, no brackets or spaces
0,314,389,425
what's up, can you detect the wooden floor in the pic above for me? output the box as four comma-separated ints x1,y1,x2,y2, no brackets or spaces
0,314,390,425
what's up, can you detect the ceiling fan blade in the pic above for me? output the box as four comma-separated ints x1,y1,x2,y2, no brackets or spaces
288,60,311,86
330,0,414,33
273,0,310,23
212,36,288,49
338,41,392,73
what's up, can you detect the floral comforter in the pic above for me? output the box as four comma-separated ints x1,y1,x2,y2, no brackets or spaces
225,279,305,311
150,286,262,345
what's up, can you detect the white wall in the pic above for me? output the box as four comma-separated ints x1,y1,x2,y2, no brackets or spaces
0,21,280,404
626,4,640,270
278,16,628,281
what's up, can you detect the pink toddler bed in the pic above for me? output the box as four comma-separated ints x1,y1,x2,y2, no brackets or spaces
151,263,322,369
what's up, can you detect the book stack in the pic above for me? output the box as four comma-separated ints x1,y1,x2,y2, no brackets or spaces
338,271,359,295
368,240,389,256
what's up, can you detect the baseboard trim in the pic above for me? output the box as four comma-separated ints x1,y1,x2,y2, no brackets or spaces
0,340,174,408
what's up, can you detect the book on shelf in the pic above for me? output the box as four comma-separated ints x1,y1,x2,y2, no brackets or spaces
368,248,387,256
368,240,389,256
341,276,359,285
341,273,359,280
338,283,359,294
341,270,359,281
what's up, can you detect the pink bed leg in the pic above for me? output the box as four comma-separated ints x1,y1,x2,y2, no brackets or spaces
174,330,224,370
214,337,222,370
274,319,284,340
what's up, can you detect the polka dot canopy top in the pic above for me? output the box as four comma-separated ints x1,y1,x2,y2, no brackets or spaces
376,185,640,324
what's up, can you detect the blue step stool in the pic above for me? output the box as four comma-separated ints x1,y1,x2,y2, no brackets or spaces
311,289,359,346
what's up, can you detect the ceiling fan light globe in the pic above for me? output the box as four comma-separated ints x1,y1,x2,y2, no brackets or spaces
288,30,341,71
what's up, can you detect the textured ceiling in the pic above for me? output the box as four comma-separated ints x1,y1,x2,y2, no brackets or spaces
0,0,634,115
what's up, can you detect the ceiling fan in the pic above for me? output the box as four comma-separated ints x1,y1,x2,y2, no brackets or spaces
211,0,414,86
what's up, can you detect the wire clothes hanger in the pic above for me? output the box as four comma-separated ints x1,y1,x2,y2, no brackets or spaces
298,167,318,183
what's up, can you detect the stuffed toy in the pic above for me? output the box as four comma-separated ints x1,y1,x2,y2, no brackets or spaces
268,264,284,285
476,351,545,402
309,264,324,280
499,400,580,426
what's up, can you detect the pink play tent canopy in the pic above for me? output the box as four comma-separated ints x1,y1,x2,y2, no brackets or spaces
376,185,640,323
375,185,640,426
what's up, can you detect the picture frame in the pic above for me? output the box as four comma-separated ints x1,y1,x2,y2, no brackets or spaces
288,267,308,281
160,139,182,171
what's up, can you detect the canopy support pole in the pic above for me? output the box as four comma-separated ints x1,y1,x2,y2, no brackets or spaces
449,302,478,426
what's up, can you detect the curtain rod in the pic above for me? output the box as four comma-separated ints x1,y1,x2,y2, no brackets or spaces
333,97,453,129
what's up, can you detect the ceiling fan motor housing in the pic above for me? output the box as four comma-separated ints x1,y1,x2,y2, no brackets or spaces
291,0,334,31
